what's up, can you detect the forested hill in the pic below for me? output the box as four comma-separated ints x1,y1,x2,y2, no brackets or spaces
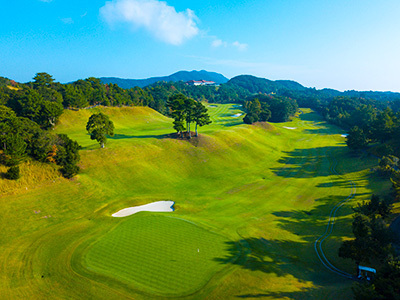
100,70,229,89
226,75,306,95
227,75,400,102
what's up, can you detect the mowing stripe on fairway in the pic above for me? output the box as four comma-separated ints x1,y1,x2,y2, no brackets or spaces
81,215,239,296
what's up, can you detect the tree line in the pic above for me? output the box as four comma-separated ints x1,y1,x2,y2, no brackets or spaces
0,73,82,179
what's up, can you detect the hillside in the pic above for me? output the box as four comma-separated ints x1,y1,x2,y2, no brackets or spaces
0,104,390,299
227,75,307,94
226,75,400,102
100,70,229,89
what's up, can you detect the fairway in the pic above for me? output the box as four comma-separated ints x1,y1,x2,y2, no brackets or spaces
81,215,237,296
0,105,388,299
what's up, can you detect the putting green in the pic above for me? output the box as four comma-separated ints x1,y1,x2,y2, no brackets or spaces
81,215,238,296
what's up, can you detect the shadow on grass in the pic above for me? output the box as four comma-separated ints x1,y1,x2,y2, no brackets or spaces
109,133,174,140
215,196,361,282
213,200,356,298
271,146,377,179
235,288,319,299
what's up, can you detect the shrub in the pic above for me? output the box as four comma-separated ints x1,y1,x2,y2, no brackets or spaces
5,166,20,180
60,163,80,179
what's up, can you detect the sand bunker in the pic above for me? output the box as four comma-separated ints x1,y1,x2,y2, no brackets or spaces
232,113,243,117
283,126,297,130
341,134,348,137
112,201,175,217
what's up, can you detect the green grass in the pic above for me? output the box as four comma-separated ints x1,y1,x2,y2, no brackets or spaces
0,105,389,299
82,215,237,296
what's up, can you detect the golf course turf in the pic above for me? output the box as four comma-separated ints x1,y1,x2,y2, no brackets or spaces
81,215,237,296
0,104,393,299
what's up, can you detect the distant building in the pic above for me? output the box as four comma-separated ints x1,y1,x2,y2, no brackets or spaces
186,80,218,86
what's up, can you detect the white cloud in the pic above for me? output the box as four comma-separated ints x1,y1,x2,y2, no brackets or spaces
211,39,227,48
232,41,248,51
61,18,74,24
100,0,199,45
211,38,248,51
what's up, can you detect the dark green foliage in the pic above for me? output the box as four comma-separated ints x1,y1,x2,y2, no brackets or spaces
61,84,88,108
4,166,20,180
370,108,395,143
86,113,114,148
346,126,369,149
372,258,400,300
0,77,81,179
352,281,382,300
353,195,393,219
0,105,16,121
243,113,258,124
227,75,307,94
53,134,81,178
193,101,211,136
1,134,27,166
60,163,80,179
29,131,58,162
259,109,272,122
244,95,296,124
167,94,211,138
167,94,186,136
33,72,55,88
55,134,81,166
352,258,400,300
339,193,399,299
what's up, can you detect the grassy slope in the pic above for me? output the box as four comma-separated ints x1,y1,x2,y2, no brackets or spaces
0,104,390,299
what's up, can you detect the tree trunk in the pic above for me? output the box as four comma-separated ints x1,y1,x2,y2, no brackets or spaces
195,123,198,137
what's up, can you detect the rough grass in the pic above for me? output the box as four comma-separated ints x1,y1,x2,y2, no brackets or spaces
0,106,388,299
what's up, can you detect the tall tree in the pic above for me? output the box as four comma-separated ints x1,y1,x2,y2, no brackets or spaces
183,97,196,138
33,72,55,89
193,102,212,137
1,134,27,166
86,112,114,148
167,94,187,138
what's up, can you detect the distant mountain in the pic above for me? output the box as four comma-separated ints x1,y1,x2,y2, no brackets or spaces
227,75,400,102
100,70,229,89
227,75,307,94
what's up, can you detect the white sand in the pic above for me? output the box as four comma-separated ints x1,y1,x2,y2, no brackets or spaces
341,134,348,137
232,113,243,117
112,201,175,217
283,126,297,130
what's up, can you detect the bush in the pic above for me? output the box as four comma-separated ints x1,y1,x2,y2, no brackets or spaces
60,163,80,179
5,166,20,180
243,113,258,124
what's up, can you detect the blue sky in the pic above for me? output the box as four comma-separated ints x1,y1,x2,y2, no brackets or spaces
1,0,400,91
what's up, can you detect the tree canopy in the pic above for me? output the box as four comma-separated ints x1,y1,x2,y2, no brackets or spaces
86,112,114,148
166,94,211,138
